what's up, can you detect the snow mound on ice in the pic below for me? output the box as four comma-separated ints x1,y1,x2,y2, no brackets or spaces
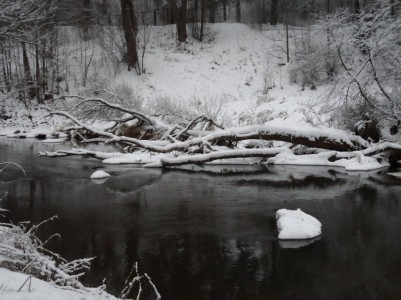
90,170,110,179
276,209,322,240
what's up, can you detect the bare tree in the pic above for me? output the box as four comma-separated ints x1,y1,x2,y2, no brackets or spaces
41,93,401,168
120,0,139,72
318,1,401,131
271,0,279,25
0,0,57,103
236,0,241,22
168,0,188,42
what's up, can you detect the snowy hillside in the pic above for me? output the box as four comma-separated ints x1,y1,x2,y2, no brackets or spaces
0,24,323,135
113,23,321,127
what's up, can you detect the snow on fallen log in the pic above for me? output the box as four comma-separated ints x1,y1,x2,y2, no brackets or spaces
42,138,65,143
38,149,124,160
268,151,387,171
335,154,385,171
44,105,370,153
144,148,292,168
90,170,110,179
276,209,322,240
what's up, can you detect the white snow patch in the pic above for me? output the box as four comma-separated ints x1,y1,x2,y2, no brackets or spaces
42,138,65,144
276,209,322,240
387,172,401,178
0,268,117,300
336,155,385,171
90,170,110,179
268,151,386,171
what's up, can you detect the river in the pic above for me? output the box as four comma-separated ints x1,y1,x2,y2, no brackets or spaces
1,137,401,300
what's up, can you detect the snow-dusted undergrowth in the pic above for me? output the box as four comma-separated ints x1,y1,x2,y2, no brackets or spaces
0,188,159,300
0,216,115,299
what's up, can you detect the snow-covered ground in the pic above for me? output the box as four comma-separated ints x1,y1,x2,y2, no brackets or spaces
0,23,394,173
115,23,322,127
0,268,117,300
0,24,325,134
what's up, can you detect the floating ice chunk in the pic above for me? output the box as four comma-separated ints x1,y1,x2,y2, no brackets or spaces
276,209,322,240
90,170,110,179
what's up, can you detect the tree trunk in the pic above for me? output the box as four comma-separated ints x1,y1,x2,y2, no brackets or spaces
82,0,91,39
35,42,42,103
42,38,47,94
270,0,278,25
390,0,395,16
222,0,227,21
200,0,206,41
168,0,188,42
178,0,188,42
209,0,216,23
22,42,36,100
285,0,289,62
120,0,139,71
1,42,10,92
355,0,360,13
236,0,241,23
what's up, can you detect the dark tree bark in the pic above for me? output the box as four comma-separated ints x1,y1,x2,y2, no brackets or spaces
1,42,10,92
390,0,395,16
270,0,279,25
200,0,206,41
35,42,42,103
22,42,36,99
120,0,139,71
222,0,227,21
168,0,188,42
209,0,217,23
355,0,360,13
236,0,241,23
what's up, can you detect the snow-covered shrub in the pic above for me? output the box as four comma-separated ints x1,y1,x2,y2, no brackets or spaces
185,94,233,127
99,26,126,74
111,82,144,110
146,96,191,125
0,178,160,299
262,66,275,94
146,94,234,128
290,26,339,90
320,1,401,132
0,216,95,287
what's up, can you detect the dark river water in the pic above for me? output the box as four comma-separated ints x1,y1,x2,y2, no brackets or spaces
1,137,401,300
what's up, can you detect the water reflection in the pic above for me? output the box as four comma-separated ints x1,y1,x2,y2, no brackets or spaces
278,237,321,249
1,138,401,299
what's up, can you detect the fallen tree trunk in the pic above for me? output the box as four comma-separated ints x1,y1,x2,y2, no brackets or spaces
44,106,369,153
145,148,292,167
39,96,401,169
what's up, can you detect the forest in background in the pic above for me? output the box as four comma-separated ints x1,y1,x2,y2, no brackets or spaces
1,0,401,168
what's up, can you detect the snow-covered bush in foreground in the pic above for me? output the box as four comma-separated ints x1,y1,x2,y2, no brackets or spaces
0,217,100,290
0,204,160,299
